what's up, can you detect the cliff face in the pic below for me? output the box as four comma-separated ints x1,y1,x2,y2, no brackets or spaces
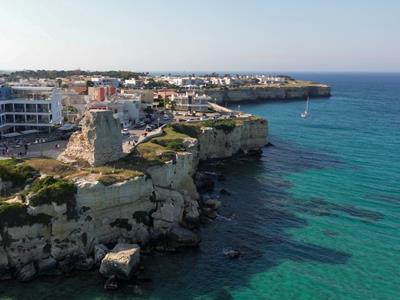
205,85,331,103
197,118,268,160
0,118,267,278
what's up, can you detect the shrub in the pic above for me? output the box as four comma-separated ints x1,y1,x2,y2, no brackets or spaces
29,176,77,220
110,218,132,231
203,119,236,133
97,175,118,186
152,139,185,151
169,123,199,138
0,201,52,228
0,159,37,188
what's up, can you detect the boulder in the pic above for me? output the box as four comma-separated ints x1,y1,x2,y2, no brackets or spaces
167,226,200,248
104,275,119,290
99,243,141,280
94,244,110,264
75,257,94,271
194,172,214,193
37,257,57,274
204,199,222,210
16,262,37,282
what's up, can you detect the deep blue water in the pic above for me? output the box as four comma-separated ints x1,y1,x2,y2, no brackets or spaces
1,73,400,300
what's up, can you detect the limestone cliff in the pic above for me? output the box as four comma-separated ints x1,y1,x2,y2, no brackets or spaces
0,117,267,279
205,84,331,103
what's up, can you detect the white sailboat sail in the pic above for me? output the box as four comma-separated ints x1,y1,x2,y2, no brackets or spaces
301,97,310,118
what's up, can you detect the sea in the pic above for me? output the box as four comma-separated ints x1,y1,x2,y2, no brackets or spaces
1,73,399,300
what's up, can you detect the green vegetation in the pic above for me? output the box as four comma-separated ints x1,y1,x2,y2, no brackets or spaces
29,176,77,220
110,218,132,231
202,119,236,133
169,123,199,138
0,159,37,189
152,139,185,152
0,201,52,228
29,176,77,206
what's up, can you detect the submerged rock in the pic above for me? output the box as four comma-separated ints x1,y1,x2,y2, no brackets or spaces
219,189,231,196
104,275,119,290
37,257,57,275
99,243,141,280
16,263,37,282
223,249,241,259
167,226,200,248
204,199,222,210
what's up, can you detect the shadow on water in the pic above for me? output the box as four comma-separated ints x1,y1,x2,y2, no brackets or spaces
0,135,384,300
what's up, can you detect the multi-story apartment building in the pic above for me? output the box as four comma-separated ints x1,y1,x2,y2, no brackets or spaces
171,92,211,112
0,86,63,136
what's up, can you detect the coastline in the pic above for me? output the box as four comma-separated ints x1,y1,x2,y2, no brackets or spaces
0,113,268,284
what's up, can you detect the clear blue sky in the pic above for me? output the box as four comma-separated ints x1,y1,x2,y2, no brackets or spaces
1,0,399,72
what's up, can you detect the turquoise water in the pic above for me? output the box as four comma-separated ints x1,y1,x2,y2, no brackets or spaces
1,73,400,299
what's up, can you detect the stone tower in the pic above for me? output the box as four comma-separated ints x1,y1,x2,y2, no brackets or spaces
59,110,123,166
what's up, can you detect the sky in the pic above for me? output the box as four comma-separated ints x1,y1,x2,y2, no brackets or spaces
0,0,399,72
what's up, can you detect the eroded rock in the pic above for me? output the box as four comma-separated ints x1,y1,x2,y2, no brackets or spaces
99,243,141,280
59,110,123,166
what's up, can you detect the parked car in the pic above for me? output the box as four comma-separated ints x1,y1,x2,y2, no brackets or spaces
121,128,129,136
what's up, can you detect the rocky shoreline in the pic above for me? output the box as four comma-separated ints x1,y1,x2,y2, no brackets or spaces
0,110,268,287
204,83,331,103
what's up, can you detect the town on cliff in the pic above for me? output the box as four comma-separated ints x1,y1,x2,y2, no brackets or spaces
0,70,328,288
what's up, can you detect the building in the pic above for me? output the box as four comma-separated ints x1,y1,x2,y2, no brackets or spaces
90,94,141,128
88,86,117,102
171,92,211,112
124,78,137,88
121,89,155,107
157,89,177,99
91,77,120,87
0,86,63,136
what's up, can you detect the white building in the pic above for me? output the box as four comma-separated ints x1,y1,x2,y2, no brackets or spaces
0,86,63,136
124,78,137,88
91,77,120,87
171,92,211,112
90,94,141,128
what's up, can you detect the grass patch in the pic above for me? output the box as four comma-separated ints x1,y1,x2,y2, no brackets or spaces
169,123,200,138
0,201,52,228
23,158,78,177
0,159,37,189
29,176,77,220
202,119,236,133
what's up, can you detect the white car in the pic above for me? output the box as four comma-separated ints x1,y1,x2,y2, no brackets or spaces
121,128,129,136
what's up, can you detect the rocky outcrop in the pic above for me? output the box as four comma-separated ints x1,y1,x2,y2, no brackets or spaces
59,110,123,166
197,118,268,160
205,84,331,103
99,243,140,279
0,117,267,281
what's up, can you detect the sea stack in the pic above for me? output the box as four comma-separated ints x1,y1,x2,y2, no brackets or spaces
59,109,123,166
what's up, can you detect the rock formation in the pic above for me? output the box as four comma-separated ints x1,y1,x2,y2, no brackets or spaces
59,109,123,166
0,116,268,281
99,243,140,279
205,84,331,103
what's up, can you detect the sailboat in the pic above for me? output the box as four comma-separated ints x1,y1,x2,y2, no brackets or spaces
301,97,310,118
